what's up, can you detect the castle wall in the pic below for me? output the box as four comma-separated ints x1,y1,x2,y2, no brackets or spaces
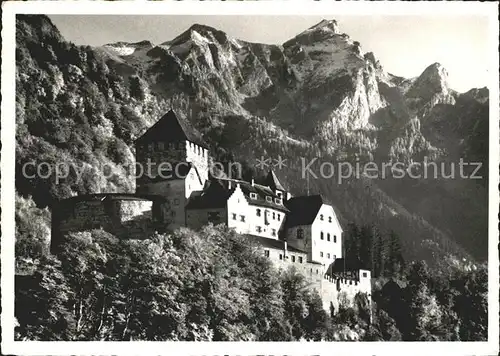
137,179,186,228
286,225,313,261
186,207,227,230
52,198,161,251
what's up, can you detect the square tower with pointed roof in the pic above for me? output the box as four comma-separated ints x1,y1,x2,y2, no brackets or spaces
134,110,210,227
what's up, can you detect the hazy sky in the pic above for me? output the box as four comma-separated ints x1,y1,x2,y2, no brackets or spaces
48,15,490,92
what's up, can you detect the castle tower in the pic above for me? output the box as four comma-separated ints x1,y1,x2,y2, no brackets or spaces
135,110,209,190
134,110,209,228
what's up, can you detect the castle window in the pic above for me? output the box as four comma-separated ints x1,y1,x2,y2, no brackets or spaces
256,209,261,217
264,250,270,258
291,255,296,263
277,192,282,198
250,193,258,200
320,232,324,240
272,212,275,220
320,214,324,221
297,228,304,239
334,235,337,243
174,198,180,206
277,214,281,221
310,268,313,275
275,198,282,205
256,226,262,233
329,216,332,223
266,196,273,203
320,252,324,257
271,229,276,236
362,272,367,278
240,215,246,222
279,254,283,260
327,233,330,241
232,213,237,220
299,256,303,263
327,253,330,259
171,211,176,217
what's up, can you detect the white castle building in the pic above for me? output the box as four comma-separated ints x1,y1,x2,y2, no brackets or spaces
52,110,371,311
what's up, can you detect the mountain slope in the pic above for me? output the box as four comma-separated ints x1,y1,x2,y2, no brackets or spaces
15,15,489,263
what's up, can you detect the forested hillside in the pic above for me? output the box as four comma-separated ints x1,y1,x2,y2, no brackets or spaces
13,15,490,341
15,225,487,341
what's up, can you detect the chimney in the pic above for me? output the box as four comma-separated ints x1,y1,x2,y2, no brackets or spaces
251,178,255,186
284,240,288,257
228,180,232,189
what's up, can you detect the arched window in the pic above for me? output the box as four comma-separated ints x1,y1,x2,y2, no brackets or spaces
256,209,261,217
320,231,324,240
297,228,304,239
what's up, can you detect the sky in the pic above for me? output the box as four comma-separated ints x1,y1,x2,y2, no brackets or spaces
48,15,491,92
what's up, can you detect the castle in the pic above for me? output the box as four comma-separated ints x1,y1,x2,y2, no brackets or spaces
51,110,371,311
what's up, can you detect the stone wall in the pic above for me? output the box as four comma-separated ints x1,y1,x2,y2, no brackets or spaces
51,196,165,252
186,207,227,230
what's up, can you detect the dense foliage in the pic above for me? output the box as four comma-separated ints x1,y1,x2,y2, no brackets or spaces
15,225,487,341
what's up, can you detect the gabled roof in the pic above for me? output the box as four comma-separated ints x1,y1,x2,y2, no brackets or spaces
264,170,286,191
284,194,324,228
135,110,208,148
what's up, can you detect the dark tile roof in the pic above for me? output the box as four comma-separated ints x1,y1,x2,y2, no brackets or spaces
185,179,232,210
328,257,366,273
238,181,290,212
284,195,324,228
244,234,307,254
264,170,286,191
135,110,208,148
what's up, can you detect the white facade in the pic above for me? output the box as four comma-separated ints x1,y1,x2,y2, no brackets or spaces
310,204,343,265
226,184,287,239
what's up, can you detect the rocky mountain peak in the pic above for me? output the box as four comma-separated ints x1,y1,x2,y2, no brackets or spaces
417,62,449,91
307,19,340,34
405,62,452,105
166,23,230,48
